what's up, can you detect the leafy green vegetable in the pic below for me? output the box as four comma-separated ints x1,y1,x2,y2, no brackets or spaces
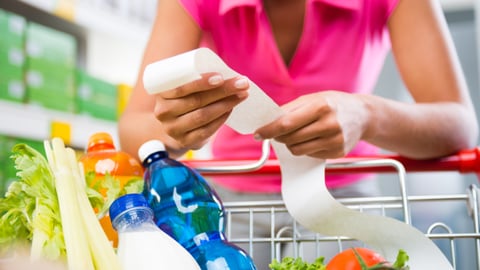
392,249,409,269
269,249,409,270
269,256,326,270
0,143,64,261
85,171,144,220
44,138,123,270
0,141,144,265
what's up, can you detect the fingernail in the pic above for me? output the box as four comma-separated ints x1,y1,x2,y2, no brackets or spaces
208,75,223,85
234,77,249,89
253,133,263,141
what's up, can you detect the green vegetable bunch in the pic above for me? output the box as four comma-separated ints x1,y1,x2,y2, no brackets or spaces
269,256,327,270
269,249,409,270
85,171,144,221
0,140,144,268
0,144,64,261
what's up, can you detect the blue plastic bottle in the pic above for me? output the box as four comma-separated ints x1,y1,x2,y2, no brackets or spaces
138,140,257,270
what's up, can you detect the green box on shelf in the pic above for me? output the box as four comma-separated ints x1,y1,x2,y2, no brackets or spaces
0,59,23,80
76,100,117,121
26,63,76,98
0,9,26,47
0,80,25,103
25,22,77,68
0,59,25,103
76,70,118,121
28,91,76,113
76,70,118,104
0,46,25,68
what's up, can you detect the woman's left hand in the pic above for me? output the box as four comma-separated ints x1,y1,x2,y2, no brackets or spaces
254,91,371,159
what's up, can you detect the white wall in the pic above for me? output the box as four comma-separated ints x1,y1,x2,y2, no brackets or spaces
85,29,149,85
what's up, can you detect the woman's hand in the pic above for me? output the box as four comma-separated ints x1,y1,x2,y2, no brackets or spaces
153,73,250,151
254,91,371,159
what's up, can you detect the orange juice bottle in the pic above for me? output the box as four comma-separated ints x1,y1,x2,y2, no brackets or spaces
79,132,143,247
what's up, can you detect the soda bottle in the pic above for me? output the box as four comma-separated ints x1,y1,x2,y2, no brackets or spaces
138,140,257,270
109,193,200,270
79,132,143,247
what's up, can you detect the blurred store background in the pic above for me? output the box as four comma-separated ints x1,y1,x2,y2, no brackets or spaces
0,0,479,268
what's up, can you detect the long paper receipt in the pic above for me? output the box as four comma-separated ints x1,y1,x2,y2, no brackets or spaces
143,48,453,269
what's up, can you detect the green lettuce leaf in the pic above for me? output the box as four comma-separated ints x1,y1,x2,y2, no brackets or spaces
0,143,64,260
269,256,326,270
85,171,143,219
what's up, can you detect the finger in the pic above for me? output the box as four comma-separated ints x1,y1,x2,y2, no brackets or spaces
161,73,249,98
174,112,231,149
160,73,224,98
164,91,249,137
157,76,249,117
287,133,346,158
275,112,341,145
255,102,330,140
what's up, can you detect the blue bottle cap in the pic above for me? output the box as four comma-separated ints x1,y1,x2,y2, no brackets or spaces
109,193,151,223
138,140,166,163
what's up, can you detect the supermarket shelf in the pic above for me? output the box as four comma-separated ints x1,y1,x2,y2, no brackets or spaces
0,100,118,149
0,0,87,68
16,0,152,43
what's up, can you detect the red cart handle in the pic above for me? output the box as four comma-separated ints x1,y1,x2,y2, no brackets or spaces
184,146,480,181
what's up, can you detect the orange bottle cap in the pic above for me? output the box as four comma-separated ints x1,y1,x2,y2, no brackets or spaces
87,132,115,150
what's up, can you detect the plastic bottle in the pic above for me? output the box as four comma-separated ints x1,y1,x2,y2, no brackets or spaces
109,193,200,270
79,132,143,247
138,140,257,270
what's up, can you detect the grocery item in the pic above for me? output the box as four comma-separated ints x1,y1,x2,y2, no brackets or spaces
109,193,200,270
44,138,121,270
0,143,62,260
0,139,121,269
79,132,143,247
138,139,257,270
268,248,409,270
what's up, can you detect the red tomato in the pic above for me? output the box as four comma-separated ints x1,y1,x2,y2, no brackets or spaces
326,247,389,270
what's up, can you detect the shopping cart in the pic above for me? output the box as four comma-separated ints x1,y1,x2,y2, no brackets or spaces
185,140,480,270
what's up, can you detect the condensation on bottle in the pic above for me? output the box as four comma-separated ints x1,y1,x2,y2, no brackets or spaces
138,140,257,270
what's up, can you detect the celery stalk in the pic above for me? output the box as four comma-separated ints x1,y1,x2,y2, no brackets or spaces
44,139,95,270
30,199,51,261
65,147,121,270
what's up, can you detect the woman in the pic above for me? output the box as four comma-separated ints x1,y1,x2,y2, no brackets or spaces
119,0,478,267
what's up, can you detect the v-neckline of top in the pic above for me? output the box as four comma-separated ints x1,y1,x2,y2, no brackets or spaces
259,1,309,78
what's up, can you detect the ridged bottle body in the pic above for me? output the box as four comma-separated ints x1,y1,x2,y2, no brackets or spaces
140,140,257,270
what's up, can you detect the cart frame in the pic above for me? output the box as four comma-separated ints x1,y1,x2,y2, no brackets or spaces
185,141,480,269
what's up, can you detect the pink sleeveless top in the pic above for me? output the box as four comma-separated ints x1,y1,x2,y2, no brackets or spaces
179,0,399,192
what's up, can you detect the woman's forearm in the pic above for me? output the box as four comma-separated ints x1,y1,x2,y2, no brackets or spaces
362,94,478,159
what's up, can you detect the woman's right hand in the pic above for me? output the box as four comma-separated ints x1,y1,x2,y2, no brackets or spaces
153,73,250,151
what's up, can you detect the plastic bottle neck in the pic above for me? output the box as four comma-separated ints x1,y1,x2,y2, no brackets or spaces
112,207,155,232
142,151,169,167
87,142,116,153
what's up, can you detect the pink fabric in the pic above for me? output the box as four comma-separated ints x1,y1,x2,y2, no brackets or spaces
179,0,399,192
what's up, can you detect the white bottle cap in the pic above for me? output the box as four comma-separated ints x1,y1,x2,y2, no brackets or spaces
138,140,166,163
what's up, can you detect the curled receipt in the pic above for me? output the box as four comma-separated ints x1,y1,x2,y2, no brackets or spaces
143,48,453,269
